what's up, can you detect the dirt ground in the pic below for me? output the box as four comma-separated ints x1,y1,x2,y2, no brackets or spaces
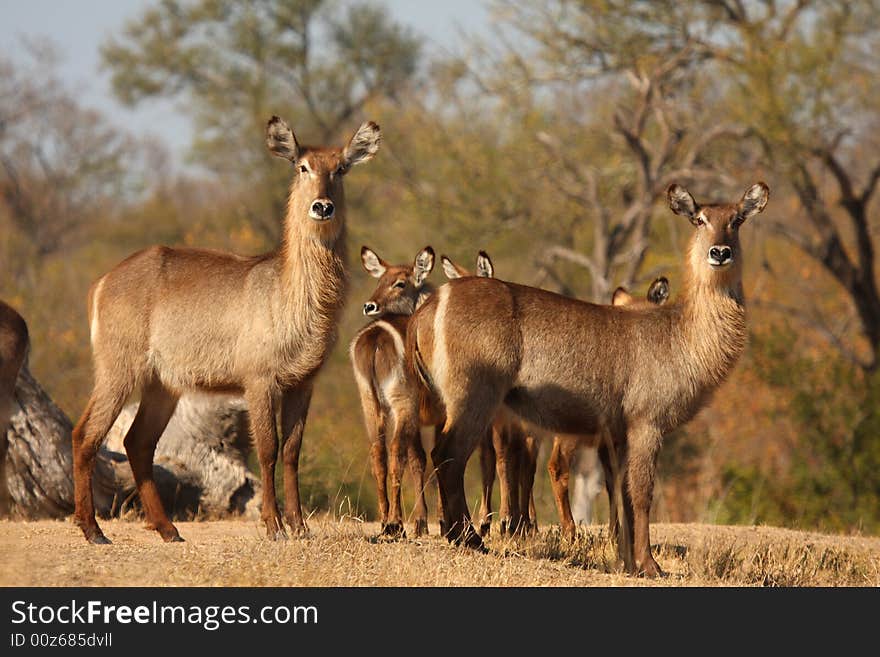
2,517,878,587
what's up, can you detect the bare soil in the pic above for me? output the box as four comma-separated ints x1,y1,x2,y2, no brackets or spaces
2,518,877,587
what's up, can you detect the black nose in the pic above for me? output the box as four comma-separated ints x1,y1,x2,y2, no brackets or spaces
363,302,378,315
709,245,732,264
311,200,334,218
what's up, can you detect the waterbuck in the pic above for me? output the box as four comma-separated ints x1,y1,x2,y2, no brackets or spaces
349,245,435,538
71,116,381,544
407,182,769,575
0,301,28,516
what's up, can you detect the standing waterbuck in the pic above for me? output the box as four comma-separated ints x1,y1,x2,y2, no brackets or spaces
71,117,381,544
349,245,435,538
0,301,29,516
407,182,769,575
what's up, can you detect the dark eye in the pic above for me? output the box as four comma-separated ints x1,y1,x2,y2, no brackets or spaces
393,280,406,289
299,165,308,173
694,216,705,226
335,165,347,176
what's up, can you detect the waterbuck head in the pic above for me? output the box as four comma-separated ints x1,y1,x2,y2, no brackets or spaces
667,182,769,287
611,276,670,307
267,116,381,242
440,251,495,280
361,246,435,317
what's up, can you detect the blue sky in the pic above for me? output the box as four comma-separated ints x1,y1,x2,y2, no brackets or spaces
0,0,488,167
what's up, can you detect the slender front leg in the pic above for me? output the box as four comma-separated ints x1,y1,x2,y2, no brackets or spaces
433,422,447,537
494,423,520,535
246,385,285,539
625,425,663,577
548,437,576,539
407,430,429,537
519,434,538,535
477,428,495,536
281,384,313,537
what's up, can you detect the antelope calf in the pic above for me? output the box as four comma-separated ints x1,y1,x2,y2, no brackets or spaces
72,116,381,544
351,250,494,538
349,246,435,538
548,277,671,540
0,301,29,516
407,182,769,575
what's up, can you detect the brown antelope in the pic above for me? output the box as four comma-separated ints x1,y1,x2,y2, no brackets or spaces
407,182,769,575
0,301,29,516
547,277,671,540
349,245,435,538
71,116,382,544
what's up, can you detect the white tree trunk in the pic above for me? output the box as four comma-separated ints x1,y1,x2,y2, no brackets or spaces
3,367,260,520
570,445,604,525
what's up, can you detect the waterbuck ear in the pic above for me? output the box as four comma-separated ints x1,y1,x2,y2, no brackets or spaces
476,251,494,278
343,121,382,168
667,184,698,222
611,287,634,306
360,246,388,278
737,182,770,221
266,116,299,162
646,277,670,305
413,246,435,287
441,256,467,280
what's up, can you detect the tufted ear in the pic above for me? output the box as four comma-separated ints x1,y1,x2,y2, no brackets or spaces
667,184,699,224
441,256,468,280
342,121,382,169
361,246,388,278
646,277,670,305
476,251,494,278
266,116,299,162
413,246,435,287
737,182,770,222
611,287,634,306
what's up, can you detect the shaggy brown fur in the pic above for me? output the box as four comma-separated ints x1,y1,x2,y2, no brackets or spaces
71,117,381,544
548,277,671,541
407,183,769,575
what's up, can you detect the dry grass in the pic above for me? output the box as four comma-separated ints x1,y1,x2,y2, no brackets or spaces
1,518,877,587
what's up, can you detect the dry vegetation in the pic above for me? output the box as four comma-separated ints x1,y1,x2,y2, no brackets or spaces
2,518,877,587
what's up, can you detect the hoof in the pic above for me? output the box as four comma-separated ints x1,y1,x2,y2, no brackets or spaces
478,521,491,537
291,527,309,539
412,519,428,537
451,525,487,553
167,535,185,543
637,557,665,578
269,529,289,541
285,518,309,538
87,533,112,545
380,522,406,539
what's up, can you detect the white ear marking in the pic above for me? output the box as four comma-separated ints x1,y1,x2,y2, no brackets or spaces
413,246,435,286
343,121,382,167
361,247,387,278
266,115,299,162
441,257,461,280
